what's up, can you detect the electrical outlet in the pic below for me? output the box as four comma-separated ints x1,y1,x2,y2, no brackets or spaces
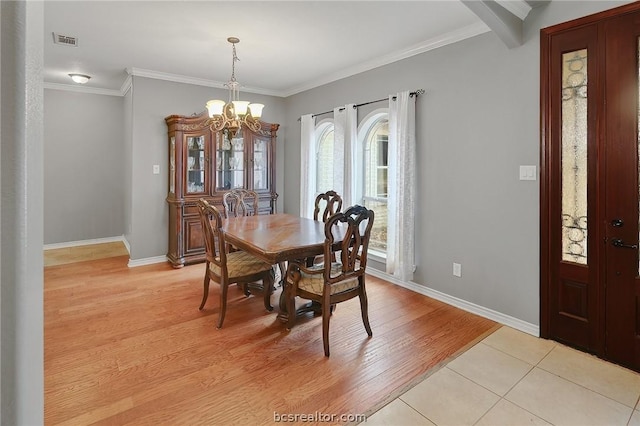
453,262,462,277
153,165,160,174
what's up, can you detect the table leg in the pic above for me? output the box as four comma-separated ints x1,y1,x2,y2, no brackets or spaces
276,285,289,323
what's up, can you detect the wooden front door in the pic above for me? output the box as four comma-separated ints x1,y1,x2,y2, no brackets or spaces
541,3,640,371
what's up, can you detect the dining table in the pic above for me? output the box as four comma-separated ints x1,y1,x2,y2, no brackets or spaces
222,213,341,322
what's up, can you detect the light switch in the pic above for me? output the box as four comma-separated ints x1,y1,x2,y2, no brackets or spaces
453,262,462,277
519,165,537,181
153,165,160,175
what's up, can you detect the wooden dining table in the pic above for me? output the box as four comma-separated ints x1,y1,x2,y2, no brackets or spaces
222,213,329,264
222,213,340,322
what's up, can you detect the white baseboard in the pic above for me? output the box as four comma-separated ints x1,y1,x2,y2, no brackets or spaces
366,268,539,337
43,235,167,268
43,235,126,250
122,236,131,255
127,256,169,268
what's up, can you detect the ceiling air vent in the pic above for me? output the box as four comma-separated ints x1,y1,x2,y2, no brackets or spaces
52,33,78,47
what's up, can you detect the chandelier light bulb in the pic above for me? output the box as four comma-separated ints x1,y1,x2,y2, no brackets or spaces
206,100,225,117
248,103,264,118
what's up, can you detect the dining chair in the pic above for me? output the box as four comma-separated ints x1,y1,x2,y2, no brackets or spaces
308,190,343,266
313,190,343,222
285,204,374,356
222,189,259,218
196,198,275,328
222,189,283,284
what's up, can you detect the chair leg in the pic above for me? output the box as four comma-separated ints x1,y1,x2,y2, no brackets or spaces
286,271,299,331
263,269,275,311
199,269,210,310
322,292,332,357
359,280,373,337
240,282,250,296
217,280,229,329
277,262,286,287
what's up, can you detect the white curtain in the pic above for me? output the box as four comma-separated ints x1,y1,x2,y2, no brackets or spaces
333,104,357,206
300,114,316,218
386,91,416,281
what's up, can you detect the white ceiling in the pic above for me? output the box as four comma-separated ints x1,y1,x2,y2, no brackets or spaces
44,1,504,97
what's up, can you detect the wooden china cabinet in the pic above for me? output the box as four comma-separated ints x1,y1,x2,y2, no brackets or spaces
165,111,279,267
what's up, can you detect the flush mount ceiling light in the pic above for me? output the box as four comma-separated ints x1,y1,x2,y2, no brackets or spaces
68,73,90,84
205,37,264,138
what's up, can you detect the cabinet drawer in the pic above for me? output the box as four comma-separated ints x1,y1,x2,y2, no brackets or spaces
183,205,199,217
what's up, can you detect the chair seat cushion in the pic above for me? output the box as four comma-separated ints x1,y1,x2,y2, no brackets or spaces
209,251,273,279
294,262,359,296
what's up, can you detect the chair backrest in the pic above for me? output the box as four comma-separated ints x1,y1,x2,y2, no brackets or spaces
222,189,259,218
196,198,226,269
313,190,343,222
323,205,374,283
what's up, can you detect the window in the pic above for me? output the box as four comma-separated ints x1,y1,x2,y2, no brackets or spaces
315,121,334,194
361,113,389,254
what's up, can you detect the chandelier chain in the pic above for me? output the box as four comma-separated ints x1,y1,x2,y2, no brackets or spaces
230,42,239,83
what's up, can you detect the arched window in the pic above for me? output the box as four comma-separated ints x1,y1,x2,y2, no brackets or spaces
315,121,334,194
361,113,389,253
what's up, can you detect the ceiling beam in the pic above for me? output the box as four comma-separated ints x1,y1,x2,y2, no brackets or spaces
461,0,523,48
496,0,532,20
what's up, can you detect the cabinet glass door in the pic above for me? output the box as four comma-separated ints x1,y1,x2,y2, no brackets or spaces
215,131,245,190
170,136,176,194
253,138,269,190
186,135,206,194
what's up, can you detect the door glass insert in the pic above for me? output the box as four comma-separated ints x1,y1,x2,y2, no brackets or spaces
561,49,588,264
186,136,205,193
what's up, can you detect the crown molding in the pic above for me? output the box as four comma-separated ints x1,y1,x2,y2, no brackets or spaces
45,23,491,99
281,22,491,97
120,73,132,96
125,67,284,97
43,82,123,97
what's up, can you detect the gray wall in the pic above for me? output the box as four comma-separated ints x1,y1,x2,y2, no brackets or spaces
1,1,44,424
127,77,286,260
38,0,631,326
281,0,630,327
43,90,125,244
123,84,133,245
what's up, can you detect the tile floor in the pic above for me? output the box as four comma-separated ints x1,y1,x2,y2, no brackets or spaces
364,326,640,426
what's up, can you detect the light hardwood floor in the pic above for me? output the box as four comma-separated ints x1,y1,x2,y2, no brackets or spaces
44,247,497,425
44,241,129,266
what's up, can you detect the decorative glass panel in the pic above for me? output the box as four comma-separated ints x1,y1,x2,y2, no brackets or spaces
561,49,588,264
216,131,244,190
170,136,175,194
229,136,245,189
186,135,205,193
253,138,269,190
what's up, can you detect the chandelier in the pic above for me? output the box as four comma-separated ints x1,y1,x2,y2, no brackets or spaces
206,37,264,138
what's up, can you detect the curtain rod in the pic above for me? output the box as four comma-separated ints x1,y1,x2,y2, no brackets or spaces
298,89,425,121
